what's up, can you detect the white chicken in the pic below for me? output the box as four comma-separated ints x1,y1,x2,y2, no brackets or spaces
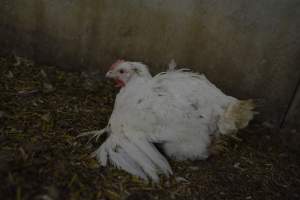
81,60,255,182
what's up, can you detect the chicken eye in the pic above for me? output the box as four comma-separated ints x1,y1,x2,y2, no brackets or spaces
119,69,125,74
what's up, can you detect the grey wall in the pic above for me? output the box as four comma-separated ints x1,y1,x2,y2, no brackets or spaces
1,0,300,128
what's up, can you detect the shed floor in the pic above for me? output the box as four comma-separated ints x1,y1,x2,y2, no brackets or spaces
0,56,299,200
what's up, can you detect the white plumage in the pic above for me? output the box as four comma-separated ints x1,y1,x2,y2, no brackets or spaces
82,60,255,182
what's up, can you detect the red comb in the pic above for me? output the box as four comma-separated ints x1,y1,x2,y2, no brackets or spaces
109,59,125,70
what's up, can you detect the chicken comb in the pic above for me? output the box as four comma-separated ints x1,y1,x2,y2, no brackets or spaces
110,59,125,70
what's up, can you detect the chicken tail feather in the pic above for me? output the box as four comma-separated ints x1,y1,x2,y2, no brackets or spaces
218,99,256,135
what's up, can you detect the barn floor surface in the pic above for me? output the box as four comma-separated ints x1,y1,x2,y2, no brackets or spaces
0,56,299,200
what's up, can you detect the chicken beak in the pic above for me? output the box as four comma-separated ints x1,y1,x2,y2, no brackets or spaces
105,71,113,78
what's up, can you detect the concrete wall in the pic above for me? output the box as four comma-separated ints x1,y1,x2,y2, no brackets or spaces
1,0,300,127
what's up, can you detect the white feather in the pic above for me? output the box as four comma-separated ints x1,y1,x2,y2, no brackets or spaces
167,59,177,71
